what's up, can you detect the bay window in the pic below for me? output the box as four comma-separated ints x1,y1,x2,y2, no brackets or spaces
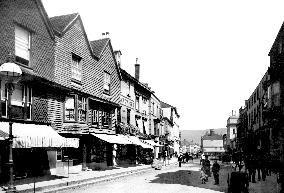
78,96,86,122
92,110,99,127
91,109,111,129
64,96,75,121
64,95,87,122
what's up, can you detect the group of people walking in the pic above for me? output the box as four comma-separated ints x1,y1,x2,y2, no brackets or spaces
200,155,220,185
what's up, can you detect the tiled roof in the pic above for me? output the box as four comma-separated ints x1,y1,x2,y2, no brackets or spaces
202,134,223,140
161,101,173,108
50,13,78,33
90,38,110,58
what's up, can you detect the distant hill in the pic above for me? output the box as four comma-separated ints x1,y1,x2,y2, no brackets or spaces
180,128,227,145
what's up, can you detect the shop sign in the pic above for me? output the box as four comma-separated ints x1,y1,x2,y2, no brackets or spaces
120,96,134,109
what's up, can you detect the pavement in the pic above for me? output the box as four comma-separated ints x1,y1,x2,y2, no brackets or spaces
0,158,177,193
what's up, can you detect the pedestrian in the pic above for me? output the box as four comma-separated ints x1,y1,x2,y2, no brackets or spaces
178,154,183,167
162,151,167,166
247,154,256,183
212,160,220,185
200,167,208,184
200,153,205,165
202,155,211,179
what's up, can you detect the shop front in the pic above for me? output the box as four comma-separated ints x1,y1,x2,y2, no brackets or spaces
0,122,79,183
90,133,132,168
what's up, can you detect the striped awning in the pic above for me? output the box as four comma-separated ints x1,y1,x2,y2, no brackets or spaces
144,140,163,147
92,133,132,145
127,136,153,149
0,122,79,148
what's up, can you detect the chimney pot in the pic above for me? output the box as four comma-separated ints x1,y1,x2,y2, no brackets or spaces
135,64,140,80
135,58,140,80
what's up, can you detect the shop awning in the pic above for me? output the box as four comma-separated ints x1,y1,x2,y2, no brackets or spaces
127,136,153,149
144,140,163,147
0,122,79,148
91,133,132,145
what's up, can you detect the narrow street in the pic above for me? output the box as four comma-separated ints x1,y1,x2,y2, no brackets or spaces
59,160,226,193
57,159,280,193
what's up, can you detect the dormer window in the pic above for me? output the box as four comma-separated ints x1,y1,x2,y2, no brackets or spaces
15,25,30,66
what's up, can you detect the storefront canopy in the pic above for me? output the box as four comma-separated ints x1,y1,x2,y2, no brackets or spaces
144,140,163,147
91,133,132,145
0,122,79,148
127,136,153,149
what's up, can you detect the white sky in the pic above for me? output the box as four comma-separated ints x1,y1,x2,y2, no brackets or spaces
42,0,284,130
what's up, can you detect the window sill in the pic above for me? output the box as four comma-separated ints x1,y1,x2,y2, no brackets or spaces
15,56,30,67
63,120,77,123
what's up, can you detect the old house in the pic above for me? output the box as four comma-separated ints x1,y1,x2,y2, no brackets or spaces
0,0,78,182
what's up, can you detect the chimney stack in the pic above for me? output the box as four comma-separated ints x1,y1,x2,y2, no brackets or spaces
135,58,140,80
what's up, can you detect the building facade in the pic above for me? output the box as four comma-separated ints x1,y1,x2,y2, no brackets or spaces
226,111,238,151
161,101,180,155
0,0,80,182
201,130,225,155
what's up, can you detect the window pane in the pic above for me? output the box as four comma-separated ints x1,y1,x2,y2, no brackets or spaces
65,96,75,121
103,72,111,94
11,84,23,107
92,110,99,126
71,55,82,81
15,26,29,61
78,96,86,122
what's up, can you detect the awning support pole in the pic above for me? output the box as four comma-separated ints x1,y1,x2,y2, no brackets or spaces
82,142,87,171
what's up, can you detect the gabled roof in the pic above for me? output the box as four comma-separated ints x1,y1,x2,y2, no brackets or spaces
269,21,284,56
202,133,223,140
161,101,173,108
90,38,110,58
33,0,55,39
90,38,121,80
50,13,78,34
49,13,98,60
161,101,180,118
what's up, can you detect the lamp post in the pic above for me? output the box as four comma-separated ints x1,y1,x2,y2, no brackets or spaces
0,55,22,192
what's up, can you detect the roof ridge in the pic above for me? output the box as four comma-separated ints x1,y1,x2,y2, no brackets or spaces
50,12,79,19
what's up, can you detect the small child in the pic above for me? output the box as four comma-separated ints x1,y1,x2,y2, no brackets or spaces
200,167,208,184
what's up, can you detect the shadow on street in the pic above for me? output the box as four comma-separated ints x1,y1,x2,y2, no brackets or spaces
149,168,228,193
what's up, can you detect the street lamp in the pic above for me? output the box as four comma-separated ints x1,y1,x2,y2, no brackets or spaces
0,54,22,192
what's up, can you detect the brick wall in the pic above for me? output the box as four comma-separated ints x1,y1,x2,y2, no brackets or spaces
0,0,55,81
